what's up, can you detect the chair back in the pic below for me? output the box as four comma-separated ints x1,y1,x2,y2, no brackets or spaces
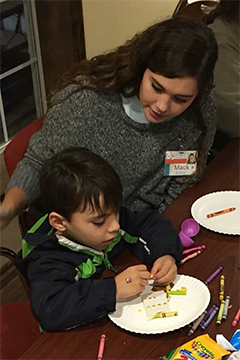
173,0,219,20
3,116,45,236
0,246,30,298
4,116,44,177
1,117,45,297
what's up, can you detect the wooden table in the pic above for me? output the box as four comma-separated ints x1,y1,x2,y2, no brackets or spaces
20,140,240,360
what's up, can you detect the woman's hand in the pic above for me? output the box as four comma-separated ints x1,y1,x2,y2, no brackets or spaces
115,264,150,299
150,255,177,285
0,203,15,229
0,188,28,229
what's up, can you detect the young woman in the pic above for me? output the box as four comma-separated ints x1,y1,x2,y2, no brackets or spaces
0,17,218,229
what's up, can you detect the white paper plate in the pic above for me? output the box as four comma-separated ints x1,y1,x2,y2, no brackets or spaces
108,275,210,334
191,191,240,235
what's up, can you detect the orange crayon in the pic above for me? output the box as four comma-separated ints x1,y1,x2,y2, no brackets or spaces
207,207,236,218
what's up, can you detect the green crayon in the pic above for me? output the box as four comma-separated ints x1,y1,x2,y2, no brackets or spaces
222,296,230,321
169,290,187,295
216,299,225,326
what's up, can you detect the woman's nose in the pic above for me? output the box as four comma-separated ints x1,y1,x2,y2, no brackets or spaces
156,94,169,114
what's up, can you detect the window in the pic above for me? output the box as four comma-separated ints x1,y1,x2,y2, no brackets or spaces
0,0,46,149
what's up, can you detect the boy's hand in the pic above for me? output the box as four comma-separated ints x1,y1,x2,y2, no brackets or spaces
150,255,177,285
115,264,150,299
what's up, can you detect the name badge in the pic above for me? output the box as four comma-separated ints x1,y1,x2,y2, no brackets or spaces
164,151,197,176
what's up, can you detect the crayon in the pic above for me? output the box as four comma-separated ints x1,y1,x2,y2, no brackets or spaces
206,207,236,218
216,299,225,326
188,310,207,336
219,275,225,301
232,307,240,327
182,245,206,255
204,266,223,285
199,304,216,328
200,305,219,331
180,250,201,265
166,284,171,302
97,334,106,360
222,296,230,321
151,311,178,319
169,290,187,295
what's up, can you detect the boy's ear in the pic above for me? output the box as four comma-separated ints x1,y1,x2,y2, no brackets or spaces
49,212,67,232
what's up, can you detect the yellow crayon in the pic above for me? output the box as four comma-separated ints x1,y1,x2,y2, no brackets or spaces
166,284,171,302
216,299,225,326
219,275,225,301
151,311,178,319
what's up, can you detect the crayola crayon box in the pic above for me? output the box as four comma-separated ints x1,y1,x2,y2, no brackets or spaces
159,334,230,360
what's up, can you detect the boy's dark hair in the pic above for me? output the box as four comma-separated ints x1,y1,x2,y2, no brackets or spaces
40,147,123,220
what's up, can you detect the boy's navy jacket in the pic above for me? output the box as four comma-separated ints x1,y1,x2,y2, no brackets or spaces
16,207,182,332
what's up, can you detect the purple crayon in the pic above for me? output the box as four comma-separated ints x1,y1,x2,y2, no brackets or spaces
199,304,216,328
200,305,219,331
204,266,223,285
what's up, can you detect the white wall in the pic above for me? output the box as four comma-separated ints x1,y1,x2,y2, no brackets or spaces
82,0,179,59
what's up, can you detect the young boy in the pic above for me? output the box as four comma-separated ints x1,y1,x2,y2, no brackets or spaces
18,147,182,332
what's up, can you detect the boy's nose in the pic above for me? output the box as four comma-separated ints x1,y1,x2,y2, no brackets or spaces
108,216,120,234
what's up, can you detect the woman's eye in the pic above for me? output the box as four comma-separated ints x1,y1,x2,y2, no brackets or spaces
152,83,163,93
174,97,187,104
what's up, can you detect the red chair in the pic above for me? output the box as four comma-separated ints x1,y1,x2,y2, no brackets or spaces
0,116,45,306
4,116,44,178
3,116,44,236
0,246,30,298
0,119,45,359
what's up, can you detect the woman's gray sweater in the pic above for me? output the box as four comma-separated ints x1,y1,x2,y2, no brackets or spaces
7,87,216,212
